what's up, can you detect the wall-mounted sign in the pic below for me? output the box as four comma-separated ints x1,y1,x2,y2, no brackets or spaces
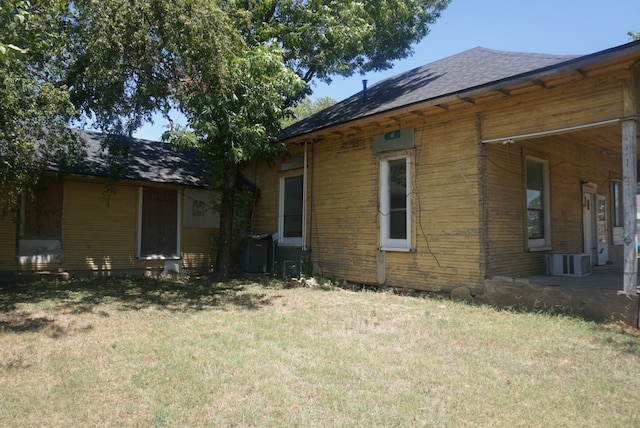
372,127,414,153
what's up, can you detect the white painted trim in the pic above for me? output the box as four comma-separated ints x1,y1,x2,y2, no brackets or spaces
278,174,303,247
379,156,411,250
482,117,634,144
526,156,551,251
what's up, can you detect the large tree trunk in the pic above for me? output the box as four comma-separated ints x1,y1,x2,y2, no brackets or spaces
213,161,237,280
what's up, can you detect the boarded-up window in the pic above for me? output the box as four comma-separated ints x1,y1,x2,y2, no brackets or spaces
22,182,63,239
19,181,64,265
140,187,178,258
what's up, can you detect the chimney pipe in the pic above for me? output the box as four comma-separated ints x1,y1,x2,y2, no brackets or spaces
362,79,368,99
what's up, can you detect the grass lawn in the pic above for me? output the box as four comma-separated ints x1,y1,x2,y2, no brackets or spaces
1,276,640,427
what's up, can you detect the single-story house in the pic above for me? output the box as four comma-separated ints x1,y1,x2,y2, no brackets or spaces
0,130,220,280
245,40,640,322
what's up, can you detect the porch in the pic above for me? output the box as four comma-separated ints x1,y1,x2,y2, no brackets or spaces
483,264,640,326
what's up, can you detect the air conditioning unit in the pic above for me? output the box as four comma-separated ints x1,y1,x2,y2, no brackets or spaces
546,252,591,277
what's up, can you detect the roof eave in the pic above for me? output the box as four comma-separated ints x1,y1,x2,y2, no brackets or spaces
281,40,640,144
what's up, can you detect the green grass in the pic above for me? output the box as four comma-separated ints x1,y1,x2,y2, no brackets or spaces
1,276,640,427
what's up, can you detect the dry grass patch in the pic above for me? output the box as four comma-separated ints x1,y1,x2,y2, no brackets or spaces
1,276,640,427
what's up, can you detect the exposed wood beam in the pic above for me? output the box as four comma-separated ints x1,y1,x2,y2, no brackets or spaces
532,79,548,89
574,68,587,78
621,65,639,299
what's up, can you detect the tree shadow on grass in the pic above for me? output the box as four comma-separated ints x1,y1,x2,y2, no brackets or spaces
0,276,281,334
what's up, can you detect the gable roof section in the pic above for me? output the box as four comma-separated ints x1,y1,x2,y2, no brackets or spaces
280,41,640,141
66,129,208,187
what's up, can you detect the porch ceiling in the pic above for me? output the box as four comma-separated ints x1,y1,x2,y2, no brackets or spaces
535,123,638,159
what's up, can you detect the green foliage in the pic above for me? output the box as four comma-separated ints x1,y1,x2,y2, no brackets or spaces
630,30,640,41
0,0,84,212
1,0,451,274
237,0,452,83
281,96,337,128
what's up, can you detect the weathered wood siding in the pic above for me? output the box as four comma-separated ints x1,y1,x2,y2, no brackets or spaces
0,213,16,274
0,177,216,277
486,132,624,277
252,111,484,291
482,71,625,141
482,68,629,278
249,57,636,291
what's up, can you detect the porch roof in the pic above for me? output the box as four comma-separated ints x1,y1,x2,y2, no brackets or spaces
280,40,640,141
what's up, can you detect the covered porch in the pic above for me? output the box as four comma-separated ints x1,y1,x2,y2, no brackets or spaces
484,264,640,325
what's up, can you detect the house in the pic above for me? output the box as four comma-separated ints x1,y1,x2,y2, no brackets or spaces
246,41,640,321
0,130,220,280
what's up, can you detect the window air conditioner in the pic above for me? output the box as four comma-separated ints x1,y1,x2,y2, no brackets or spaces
546,252,591,277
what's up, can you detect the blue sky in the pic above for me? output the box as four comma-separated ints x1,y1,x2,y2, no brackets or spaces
133,0,638,140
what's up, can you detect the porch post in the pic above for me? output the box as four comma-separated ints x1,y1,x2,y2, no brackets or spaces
622,119,638,298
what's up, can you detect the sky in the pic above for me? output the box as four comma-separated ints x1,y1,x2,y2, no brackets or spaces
133,0,639,141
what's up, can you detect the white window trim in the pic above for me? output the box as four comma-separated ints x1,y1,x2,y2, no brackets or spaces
612,179,624,245
136,187,182,260
278,175,304,247
526,156,551,251
380,156,411,251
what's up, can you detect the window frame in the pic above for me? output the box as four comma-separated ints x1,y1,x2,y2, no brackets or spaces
611,179,624,245
278,174,304,247
18,181,64,265
137,187,181,260
525,156,551,251
380,156,412,251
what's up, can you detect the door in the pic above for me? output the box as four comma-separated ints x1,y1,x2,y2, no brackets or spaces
595,194,609,265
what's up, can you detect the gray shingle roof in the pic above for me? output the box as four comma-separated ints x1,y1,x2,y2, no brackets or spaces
68,129,208,187
279,47,580,140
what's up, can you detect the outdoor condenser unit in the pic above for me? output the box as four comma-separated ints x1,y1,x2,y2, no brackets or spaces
546,252,591,277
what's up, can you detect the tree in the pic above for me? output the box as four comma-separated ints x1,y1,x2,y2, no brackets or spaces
0,1,84,212
630,30,640,41
3,0,451,278
281,96,337,128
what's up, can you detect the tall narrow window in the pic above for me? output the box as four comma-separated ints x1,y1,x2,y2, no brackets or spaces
612,179,623,245
526,157,550,249
279,175,303,246
380,157,411,250
138,187,179,258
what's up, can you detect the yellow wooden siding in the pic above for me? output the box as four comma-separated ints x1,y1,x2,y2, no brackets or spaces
306,136,379,284
0,214,17,272
485,129,623,278
482,72,626,141
248,111,484,291
0,177,215,276
181,228,216,269
63,179,140,273
247,60,635,291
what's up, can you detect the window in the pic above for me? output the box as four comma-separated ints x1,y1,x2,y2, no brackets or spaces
138,187,180,258
19,181,64,264
279,175,303,246
380,157,411,250
526,157,550,249
612,179,624,245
